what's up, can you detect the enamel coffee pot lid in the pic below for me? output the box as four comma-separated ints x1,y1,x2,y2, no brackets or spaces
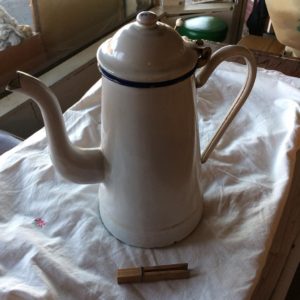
97,11,198,84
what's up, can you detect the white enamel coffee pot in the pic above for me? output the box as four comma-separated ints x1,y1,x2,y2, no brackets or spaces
7,11,256,248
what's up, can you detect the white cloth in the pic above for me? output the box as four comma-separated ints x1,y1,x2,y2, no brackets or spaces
0,5,32,51
0,62,300,300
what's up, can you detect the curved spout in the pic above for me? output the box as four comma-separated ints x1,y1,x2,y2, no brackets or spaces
7,71,105,184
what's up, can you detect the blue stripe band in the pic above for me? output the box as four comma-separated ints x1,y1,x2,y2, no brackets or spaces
99,67,196,88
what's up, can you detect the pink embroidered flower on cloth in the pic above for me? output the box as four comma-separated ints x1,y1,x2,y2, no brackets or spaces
34,217,46,228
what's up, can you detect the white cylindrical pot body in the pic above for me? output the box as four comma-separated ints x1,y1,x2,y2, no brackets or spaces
99,77,203,247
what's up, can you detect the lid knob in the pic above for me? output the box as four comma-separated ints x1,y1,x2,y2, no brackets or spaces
137,11,158,27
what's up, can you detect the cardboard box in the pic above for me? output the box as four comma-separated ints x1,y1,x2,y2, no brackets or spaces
238,35,285,56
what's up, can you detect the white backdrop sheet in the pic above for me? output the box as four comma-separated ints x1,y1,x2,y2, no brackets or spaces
0,62,300,300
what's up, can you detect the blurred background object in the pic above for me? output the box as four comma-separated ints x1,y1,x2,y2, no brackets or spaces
265,0,300,57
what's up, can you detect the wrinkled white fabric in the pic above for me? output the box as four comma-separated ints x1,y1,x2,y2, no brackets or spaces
0,5,32,51
0,62,300,300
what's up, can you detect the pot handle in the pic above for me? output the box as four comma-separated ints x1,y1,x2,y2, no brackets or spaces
195,45,256,163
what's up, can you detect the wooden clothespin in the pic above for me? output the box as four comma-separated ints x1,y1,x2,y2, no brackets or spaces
117,263,189,284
